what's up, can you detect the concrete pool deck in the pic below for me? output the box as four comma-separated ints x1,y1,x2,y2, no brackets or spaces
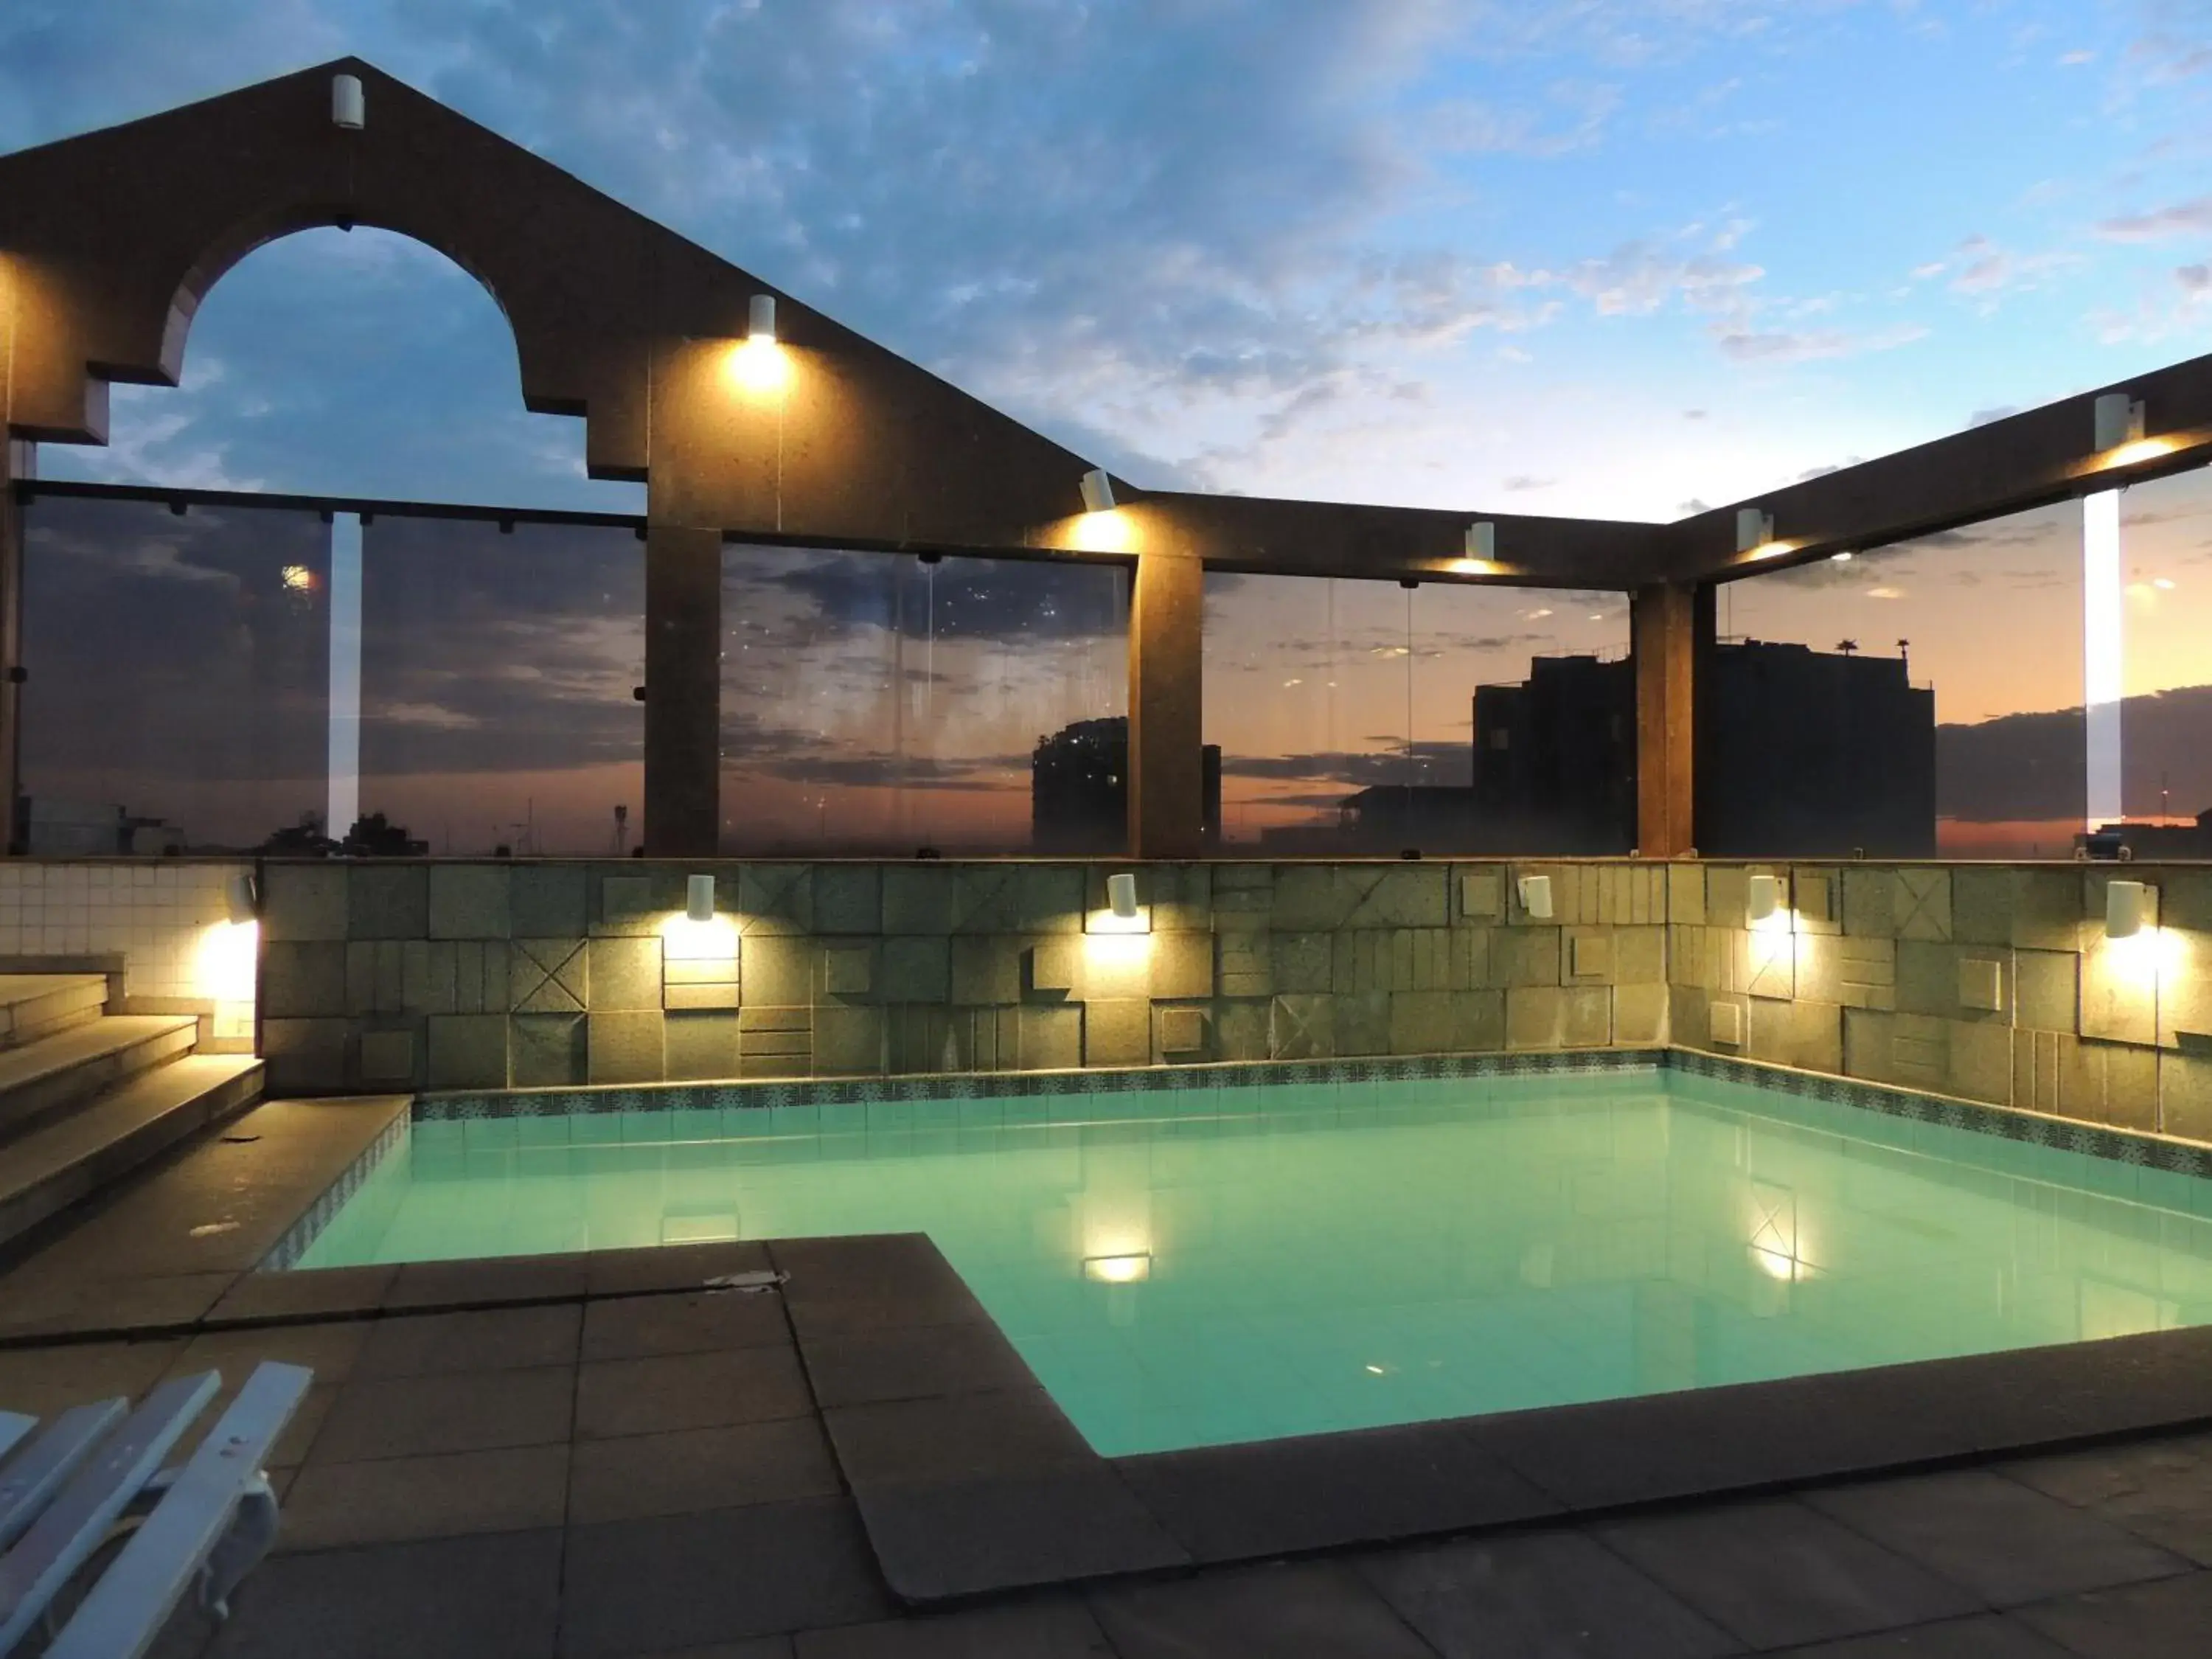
1,1095,2211,1655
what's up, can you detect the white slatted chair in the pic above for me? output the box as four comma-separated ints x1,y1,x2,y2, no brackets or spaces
0,1360,311,1658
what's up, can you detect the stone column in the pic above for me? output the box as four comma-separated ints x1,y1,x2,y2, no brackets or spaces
1632,580,1700,858
641,524,722,857
1127,549,1206,858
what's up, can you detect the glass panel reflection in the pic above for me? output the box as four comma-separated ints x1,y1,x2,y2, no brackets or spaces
720,548,1127,854
20,493,329,853
1203,573,1633,853
2113,467,2212,855
1713,500,2084,858
358,515,644,855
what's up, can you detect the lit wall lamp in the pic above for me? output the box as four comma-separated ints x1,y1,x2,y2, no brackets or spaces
2106,878,2151,939
748,293,777,344
332,73,365,131
1079,469,1116,515
1517,873,1554,919
1466,521,1495,561
226,872,259,926
686,873,717,924
1747,872,1783,923
1107,872,1141,919
1736,507,1776,555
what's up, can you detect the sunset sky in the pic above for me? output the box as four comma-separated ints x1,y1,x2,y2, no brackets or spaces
10,2,2212,852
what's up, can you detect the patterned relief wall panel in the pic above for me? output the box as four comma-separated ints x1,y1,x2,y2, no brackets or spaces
246,855,2205,1150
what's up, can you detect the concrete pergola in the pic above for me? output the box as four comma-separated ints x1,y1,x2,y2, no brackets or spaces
4,58,2210,860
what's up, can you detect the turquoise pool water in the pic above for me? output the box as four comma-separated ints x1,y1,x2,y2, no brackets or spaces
292,1068,2212,1456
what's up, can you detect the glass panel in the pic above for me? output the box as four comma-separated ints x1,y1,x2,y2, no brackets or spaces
2118,467,2212,854
19,493,329,853
1203,574,1634,854
1712,498,2084,858
358,515,644,855
720,548,1128,855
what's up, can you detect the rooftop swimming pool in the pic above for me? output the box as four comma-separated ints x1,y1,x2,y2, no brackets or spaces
283,1062,2212,1456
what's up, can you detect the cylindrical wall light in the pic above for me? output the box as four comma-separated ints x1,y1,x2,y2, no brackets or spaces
1747,872,1784,923
748,294,777,344
686,873,717,923
2106,879,2150,939
1465,521,1496,562
1107,872,1140,919
1079,469,1116,515
1517,873,1554,919
226,872,259,926
332,74,366,131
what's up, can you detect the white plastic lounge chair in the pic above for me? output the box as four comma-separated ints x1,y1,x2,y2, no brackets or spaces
0,1360,311,1657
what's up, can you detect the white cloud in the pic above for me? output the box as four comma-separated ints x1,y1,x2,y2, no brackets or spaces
2098,196,2212,241
1711,322,1928,365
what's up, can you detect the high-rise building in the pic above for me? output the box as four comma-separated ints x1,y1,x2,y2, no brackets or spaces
1470,654,1638,854
1031,717,1221,853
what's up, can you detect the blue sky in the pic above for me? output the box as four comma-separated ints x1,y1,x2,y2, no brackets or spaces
10,0,2212,521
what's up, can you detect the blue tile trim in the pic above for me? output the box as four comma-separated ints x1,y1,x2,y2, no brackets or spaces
411,1046,1663,1124
1660,1048,2212,1180
257,1109,410,1271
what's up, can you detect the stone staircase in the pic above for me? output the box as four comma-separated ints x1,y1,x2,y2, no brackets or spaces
0,974,262,1250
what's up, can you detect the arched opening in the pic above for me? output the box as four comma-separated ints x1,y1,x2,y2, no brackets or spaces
20,228,646,860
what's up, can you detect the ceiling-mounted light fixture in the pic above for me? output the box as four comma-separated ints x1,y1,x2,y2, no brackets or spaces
2094,392,2145,453
748,294,777,345
1080,469,1116,515
686,873,717,924
1466,521,1496,562
332,73,365,131
1736,507,1775,554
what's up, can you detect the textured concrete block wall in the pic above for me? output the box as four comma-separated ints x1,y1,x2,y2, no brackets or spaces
1669,863,2211,1144
254,859,1675,1096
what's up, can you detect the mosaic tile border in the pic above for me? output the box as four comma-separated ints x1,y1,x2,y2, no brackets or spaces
267,1046,2212,1271
259,1108,410,1272
412,1046,1660,1121
1669,1048,2212,1181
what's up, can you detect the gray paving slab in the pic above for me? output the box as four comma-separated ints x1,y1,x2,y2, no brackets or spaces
1116,1419,1558,1562
1759,1613,2076,1656
800,1321,1037,1410
576,1345,813,1439
1593,1498,1985,1652
279,1444,572,1551
1805,1468,2193,1607
580,1287,792,1362
204,1526,563,1658
1355,1527,1744,1658
2000,1431,2212,1567
823,1387,1095,1491
557,1498,894,1657
793,1596,1116,1657
312,1363,576,1461
1087,1559,1440,1658
853,1466,1189,1602
568,1419,842,1524
2009,1570,2212,1658
355,1303,583,1377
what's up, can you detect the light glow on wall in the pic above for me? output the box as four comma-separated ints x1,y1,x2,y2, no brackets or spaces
726,336,791,396
661,911,740,961
193,918,259,1006
1083,1252,1152,1284
1069,507,1135,554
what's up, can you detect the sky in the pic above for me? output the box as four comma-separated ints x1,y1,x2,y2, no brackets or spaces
9,0,2212,852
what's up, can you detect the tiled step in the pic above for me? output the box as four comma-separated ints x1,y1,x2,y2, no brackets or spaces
0,1015,199,1146
0,1056,263,1249
0,974,108,1050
